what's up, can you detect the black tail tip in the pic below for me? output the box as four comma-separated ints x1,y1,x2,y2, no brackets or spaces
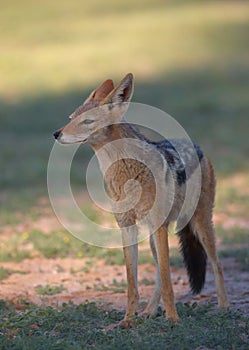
178,225,207,295
189,273,206,295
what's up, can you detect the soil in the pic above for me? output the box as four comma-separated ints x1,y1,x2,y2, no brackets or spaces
0,246,248,315
0,193,248,315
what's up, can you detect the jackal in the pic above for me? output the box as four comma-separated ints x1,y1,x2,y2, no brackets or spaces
53,73,228,328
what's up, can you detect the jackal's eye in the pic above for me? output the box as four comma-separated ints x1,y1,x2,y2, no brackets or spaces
81,119,94,125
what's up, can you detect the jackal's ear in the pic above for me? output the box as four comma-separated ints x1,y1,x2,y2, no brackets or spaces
101,73,134,105
84,79,114,103
69,79,114,120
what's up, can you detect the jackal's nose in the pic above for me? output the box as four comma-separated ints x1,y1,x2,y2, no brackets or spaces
53,130,62,139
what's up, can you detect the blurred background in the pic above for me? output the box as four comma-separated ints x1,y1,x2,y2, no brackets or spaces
0,0,248,291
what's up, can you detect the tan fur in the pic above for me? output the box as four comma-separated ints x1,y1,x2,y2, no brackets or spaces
54,73,228,327
190,158,228,308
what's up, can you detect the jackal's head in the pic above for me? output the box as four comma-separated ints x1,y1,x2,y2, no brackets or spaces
53,73,134,145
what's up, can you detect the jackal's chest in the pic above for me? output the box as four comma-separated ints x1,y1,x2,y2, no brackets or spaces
104,159,156,217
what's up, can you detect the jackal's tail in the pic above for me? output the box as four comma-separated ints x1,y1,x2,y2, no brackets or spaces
178,224,207,294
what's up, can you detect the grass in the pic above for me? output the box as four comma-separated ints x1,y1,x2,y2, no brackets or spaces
0,227,127,264
139,278,154,286
35,284,66,296
0,226,179,266
0,268,28,281
220,248,249,272
0,267,10,281
93,279,127,294
0,189,46,227
0,245,31,263
215,173,249,217
217,227,248,245
1,0,248,99
0,301,248,350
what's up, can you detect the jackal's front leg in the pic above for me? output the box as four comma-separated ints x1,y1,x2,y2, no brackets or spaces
119,225,139,328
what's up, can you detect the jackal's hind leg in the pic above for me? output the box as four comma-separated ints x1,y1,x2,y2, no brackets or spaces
191,218,229,308
154,225,179,322
139,234,161,318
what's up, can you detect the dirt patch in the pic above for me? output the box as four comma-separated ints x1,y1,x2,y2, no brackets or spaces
0,255,248,315
1,173,248,315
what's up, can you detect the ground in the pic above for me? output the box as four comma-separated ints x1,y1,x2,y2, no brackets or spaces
0,182,248,316
1,254,249,315
1,196,249,349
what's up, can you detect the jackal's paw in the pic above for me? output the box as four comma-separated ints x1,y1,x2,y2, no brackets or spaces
167,314,180,324
139,310,155,319
139,305,163,319
218,300,230,308
118,318,136,329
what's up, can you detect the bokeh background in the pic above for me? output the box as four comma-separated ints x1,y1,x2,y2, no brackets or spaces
1,0,249,281
1,0,249,262
1,0,248,193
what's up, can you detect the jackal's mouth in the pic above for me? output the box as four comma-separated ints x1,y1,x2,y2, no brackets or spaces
56,133,87,145
57,138,88,145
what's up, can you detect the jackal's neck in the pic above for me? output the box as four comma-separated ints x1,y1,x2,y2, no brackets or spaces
90,123,145,151
89,123,147,174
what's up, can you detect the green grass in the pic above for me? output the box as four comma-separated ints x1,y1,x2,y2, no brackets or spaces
1,0,248,99
0,267,10,281
35,284,66,296
217,227,248,245
0,226,181,266
139,278,154,286
0,189,46,227
220,248,249,272
169,247,184,268
93,279,127,294
0,267,28,281
0,227,127,264
0,301,248,350
215,173,249,217
0,241,31,263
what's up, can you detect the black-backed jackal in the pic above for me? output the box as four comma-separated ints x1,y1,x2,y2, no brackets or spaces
53,73,228,328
